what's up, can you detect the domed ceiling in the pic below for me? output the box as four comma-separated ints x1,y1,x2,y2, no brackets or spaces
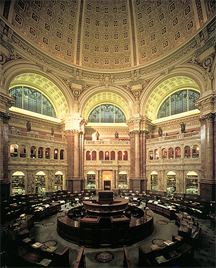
9,0,214,70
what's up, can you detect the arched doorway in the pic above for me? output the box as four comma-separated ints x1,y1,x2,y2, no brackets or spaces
103,171,112,190
35,171,46,195
185,171,198,194
150,171,158,191
118,171,128,189
87,171,96,189
166,171,176,196
55,171,63,191
11,171,25,195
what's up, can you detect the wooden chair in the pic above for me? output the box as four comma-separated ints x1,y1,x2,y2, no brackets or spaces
74,246,85,268
123,246,131,268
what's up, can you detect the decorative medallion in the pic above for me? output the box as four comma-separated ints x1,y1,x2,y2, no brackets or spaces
156,220,169,225
95,251,114,263
42,222,55,226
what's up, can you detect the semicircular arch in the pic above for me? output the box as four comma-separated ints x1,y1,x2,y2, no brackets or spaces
4,61,72,119
141,70,203,120
79,86,134,121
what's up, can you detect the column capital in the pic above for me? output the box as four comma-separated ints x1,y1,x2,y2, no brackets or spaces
0,92,14,114
63,114,86,132
196,93,216,115
199,112,215,124
127,115,153,132
0,111,10,123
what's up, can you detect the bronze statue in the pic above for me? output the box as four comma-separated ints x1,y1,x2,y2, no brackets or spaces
26,121,31,132
115,131,119,139
96,131,100,140
180,122,186,133
158,127,163,137
51,127,54,136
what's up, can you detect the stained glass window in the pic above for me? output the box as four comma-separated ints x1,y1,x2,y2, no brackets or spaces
88,104,126,123
9,86,56,118
189,90,200,110
157,89,200,119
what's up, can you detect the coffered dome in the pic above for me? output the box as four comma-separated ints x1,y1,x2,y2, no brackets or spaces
8,0,215,70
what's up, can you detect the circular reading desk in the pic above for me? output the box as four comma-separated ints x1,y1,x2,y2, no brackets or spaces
57,191,154,248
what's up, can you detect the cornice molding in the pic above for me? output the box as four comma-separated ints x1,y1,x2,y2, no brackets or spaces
9,110,63,126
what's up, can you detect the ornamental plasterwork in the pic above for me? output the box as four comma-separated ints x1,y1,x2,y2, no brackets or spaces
10,0,210,69
196,94,216,113
0,1,214,78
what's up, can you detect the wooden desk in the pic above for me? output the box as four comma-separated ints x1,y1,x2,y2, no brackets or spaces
139,240,194,267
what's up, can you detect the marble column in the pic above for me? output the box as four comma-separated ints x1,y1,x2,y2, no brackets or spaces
0,112,11,198
129,131,135,179
65,130,74,192
200,113,215,201
140,130,148,192
134,130,140,178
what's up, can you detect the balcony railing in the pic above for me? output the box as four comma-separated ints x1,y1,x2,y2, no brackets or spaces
9,129,65,142
85,139,130,145
147,131,200,143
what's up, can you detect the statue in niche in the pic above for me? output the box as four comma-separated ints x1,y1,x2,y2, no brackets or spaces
115,131,119,139
26,121,31,132
96,131,100,140
158,127,163,137
180,122,186,133
51,127,54,136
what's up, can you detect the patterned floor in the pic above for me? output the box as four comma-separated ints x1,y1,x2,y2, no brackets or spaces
1,204,215,267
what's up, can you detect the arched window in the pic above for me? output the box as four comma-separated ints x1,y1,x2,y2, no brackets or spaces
10,144,19,157
86,151,91,160
111,151,115,160
92,151,96,160
105,151,109,160
154,149,159,159
157,89,200,119
60,149,64,160
184,146,190,158
168,148,174,159
54,149,58,159
118,151,122,160
88,104,126,123
123,151,128,160
30,146,36,158
192,145,199,158
175,147,181,158
149,150,153,160
38,147,43,158
99,151,103,160
9,86,56,118
162,148,167,159
20,145,26,158
45,148,50,159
